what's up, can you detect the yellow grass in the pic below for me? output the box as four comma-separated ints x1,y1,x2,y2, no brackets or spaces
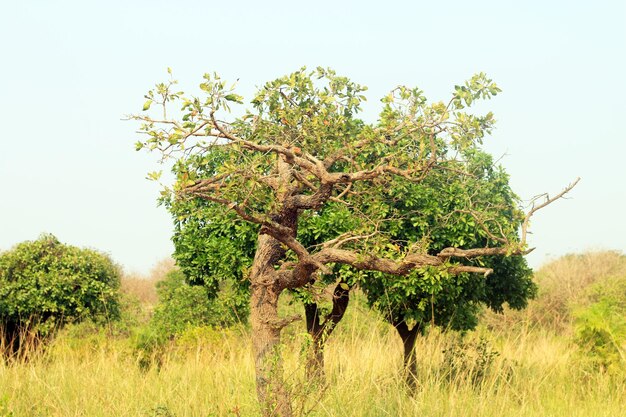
2,252,625,416
1,305,624,417
121,258,176,306
483,250,626,333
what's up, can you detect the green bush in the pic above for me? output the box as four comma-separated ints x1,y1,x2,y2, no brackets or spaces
574,275,626,373
0,234,121,357
134,269,248,368
151,269,247,334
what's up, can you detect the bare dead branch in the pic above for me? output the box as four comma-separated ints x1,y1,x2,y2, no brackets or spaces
520,177,580,245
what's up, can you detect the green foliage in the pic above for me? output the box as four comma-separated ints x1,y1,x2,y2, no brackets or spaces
134,269,247,368
0,234,120,356
167,182,255,295
138,66,501,226
354,148,535,332
151,269,247,334
574,275,626,373
140,67,533,344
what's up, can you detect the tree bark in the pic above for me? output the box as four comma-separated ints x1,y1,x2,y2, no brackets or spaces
304,283,350,381
393,320,422,388
249,233,293,417
0,321,18,359
304,303,325,381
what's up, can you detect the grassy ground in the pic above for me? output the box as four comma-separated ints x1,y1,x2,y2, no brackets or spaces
1,253,625,416
1,307,624,416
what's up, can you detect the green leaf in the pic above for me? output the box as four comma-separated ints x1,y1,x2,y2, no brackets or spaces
142,99,153,111
224,94,243,104
146,171,162,181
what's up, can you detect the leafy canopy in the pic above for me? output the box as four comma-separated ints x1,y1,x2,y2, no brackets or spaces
353,149,536,331
149,68,533,335
0,234,121,337
135,67,522,278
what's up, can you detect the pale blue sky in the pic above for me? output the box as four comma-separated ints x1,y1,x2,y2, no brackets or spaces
1,0,624,273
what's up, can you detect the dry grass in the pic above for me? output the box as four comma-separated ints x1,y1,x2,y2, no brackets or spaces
483,250,626,333
121,258,176,306
1,252,625,416
533,251,626,321
1,300,624,417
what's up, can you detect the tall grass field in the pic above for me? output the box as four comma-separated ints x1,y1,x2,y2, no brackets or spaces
1,252,625,417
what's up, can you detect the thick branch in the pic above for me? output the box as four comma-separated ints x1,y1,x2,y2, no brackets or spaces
311,248,494,277
287,182,335,210
314,249,440,275
437,246,532,258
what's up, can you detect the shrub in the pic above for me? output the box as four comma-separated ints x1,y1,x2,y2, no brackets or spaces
134,268,248,368
151,269,247,334
573,275,626,373
0,234,120,358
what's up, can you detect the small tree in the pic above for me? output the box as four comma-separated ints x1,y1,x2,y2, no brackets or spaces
133,68,576,416
355,148,536,383
0,234,120,358
295,147,536,382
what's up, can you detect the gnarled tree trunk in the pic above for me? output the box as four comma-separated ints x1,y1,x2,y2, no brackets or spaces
249,233,293,417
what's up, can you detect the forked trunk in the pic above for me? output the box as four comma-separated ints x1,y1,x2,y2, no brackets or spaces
394,321,422,388
304,283,350,381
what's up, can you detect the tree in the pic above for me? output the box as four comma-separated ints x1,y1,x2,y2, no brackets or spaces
167,155,354,381
296,148,537,383
356,148,536,383
133,67,577,416
0,234,121,358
